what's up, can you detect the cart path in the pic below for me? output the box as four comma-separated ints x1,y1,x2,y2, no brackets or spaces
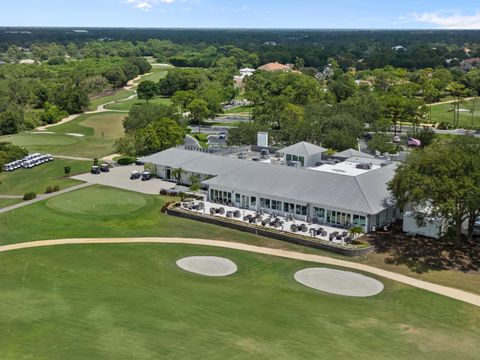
0,183,91,214
0,195,23,199
0,237,479,307
431,97,475,106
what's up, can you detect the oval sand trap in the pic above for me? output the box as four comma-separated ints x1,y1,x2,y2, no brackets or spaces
66,133,85,137
176,256,237,277
294,268,383,297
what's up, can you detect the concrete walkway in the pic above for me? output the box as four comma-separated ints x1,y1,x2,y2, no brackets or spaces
0,195,23,199
0,237,479,307
0,183,91,214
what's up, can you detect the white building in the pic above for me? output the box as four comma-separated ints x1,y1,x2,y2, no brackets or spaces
141,143,399,233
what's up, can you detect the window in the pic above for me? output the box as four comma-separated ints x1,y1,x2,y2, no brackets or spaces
284,202,295,213
210,189,214,199
299,156,305,166
260,198,270,209
314,207,325,219
250,196,256,207
271,200,282,211
235,193,240,203
286,154,292,162
295,205,307,216
353,215,366,227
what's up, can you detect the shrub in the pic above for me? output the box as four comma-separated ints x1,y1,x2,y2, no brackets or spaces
160,201,174,213
45,186,53,194
23,191,37,200
117,156,136,165
53,185,60,192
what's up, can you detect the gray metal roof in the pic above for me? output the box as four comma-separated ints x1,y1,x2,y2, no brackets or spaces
203,161,396,215
141,148,251,176
333,148,374,159
278,141,326,156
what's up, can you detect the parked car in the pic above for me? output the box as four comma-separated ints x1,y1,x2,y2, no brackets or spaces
141,171,151,181
91,165,101,174
135,158,144,166
100,164,110,172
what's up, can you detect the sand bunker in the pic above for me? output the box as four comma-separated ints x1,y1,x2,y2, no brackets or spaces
294,268,384,297
66,133,85,137
176,256,237,277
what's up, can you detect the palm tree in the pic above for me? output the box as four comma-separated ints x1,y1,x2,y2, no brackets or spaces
171,167,184,184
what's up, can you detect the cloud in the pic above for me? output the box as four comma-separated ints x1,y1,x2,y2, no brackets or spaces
404,10,480,29
126,0,176,12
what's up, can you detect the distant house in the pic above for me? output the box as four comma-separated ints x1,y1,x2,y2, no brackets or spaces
257,62,293,72
460,58,480,71
234,68,256,88
392,45,406,52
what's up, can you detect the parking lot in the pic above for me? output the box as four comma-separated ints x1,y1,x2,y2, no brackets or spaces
72,165,175,195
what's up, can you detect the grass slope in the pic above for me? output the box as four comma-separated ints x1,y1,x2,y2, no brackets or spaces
0,112,125,158
89,89,136,110
0,244,478,360
0,159,90,195
0,198,22,208
104,96,171,111
430,100,480,128
0,185,478,294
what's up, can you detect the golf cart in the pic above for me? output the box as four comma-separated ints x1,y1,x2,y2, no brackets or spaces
91,165,101,174
100,163,110,172
141,171,151,181
130,171,140,180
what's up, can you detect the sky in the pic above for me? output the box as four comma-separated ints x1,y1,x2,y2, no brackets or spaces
1,0,480,29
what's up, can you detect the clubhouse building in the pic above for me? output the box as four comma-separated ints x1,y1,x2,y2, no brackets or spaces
141,142,399,233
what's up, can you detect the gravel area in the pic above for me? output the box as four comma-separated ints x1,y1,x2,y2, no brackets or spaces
176,256,238,277
294,268,384,297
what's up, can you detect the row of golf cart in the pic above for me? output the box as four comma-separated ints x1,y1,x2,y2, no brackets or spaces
3,153,54,172
130,170,152,181
91,164,110,174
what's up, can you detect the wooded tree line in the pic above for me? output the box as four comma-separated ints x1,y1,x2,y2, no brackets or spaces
0,57,151,135
1,28,480,70
227,61,479,151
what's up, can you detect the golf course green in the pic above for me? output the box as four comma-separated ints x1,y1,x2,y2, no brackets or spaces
0,112,125,158
46,186,148,216
0,243,478,360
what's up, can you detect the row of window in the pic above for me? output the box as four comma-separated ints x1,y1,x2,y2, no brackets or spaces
210,189,366,226
314,207,366,227
285,154,305,166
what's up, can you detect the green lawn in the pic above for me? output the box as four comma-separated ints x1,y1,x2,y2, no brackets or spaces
0,112,125,158
0,159,90,195
430,100,480,128
133,69,167,84
104,96,171,111
0,243,478,359
89,89,136,110
0,185,479,295
224,105,254,114
0,198,22,208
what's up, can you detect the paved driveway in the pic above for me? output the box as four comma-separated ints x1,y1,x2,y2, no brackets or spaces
72,165,176,195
